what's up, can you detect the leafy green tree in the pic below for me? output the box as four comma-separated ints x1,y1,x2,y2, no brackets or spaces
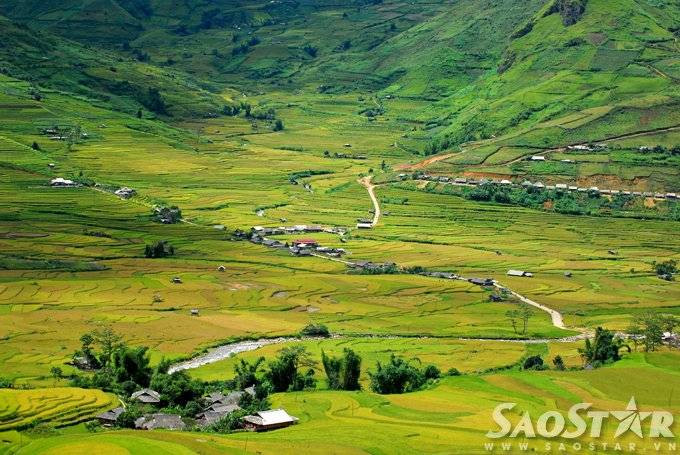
506,303,533,335
111,346,152,387
579,327,629,366
522,355,544,370
150,370,203,406
369,354,426,394
552,355,566,370
638,312,664,352
321,348,362,390
264,345,317,392
233,357,265,390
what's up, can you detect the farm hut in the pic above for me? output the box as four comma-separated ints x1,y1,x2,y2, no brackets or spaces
135,413,186,431
171,277,182,284
306,225,323,232
655,193,666,199
564,272,573,278
114,187,136,199
96,407,124,426
667,193,677,199
206,403,241,414
50,177,76,187
454,177,467,184
293,238,318,248
344,143,352,147
533,182,545,189
530,156,546,161
131,389,161,404
589,187,600,194
243,409,298,432
555,184,568,191
507,270,533,277
489,294,503,302
500,179,512,185
356,223,373,229
521,180,533,187
48,163,55,168
632,192,642,196
568,186,578,191
469,278,494,286
190,309,199,316
217,265,226,272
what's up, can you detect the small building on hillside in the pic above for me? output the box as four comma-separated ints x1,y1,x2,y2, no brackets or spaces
356,222,373,229
468,278,494,286
243,409,298,432
507,270,533,278
131,388,161,404
96,407,125,426
135,413,186,431
555,184,568,191
50,177,76,187
293,238,318,248
530,156,546,161
500,179,512,185
114,187,136,199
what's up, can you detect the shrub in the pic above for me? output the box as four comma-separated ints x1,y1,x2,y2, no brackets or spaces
446,367,462,376
369,354,426,394
522,355,544,370
299,323,330,338
144,240,175,258
552,355,566,370
423,365,441,380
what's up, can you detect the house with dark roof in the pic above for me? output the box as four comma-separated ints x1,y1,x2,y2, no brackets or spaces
131,389,161,404
96,407,125,426
135,413,186,431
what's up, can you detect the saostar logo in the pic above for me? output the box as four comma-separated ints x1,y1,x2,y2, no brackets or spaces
487,397,674,439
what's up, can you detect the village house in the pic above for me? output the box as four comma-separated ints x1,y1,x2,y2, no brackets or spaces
96,407,124,426
190,309,199,316
242,409,298,432
500,179,512,185
468,278,494,286
356,222,373,229
50,177,76,187
114,187,136,199
530,155,546,161
533,182,545,189
135,413,186,431
507,270,533,278
555,183,568,191
293,238,318,248
131,388,161,404
454,177,467,184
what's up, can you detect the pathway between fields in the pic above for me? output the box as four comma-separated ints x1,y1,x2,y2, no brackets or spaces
358,176,381,226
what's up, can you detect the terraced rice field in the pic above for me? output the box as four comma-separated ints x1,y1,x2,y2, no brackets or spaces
0,388,115,431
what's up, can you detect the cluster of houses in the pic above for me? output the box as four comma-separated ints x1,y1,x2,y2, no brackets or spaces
399,174,678,199
40,126,89,141
347,260,397,273
248,225,348,258
96,387,298,432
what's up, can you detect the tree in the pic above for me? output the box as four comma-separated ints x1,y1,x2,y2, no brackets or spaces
273,119,284,131
523,355,544,370
506,303,534,335
150,370,203,406
137,108,143,119
31,141,40,151
50,366,63,385
369,354,426,394
144,240,175,258
653,259,678,280
93,327,124,366
579,327,630,366
233,357,265,390
66,124,82,152
321,348,362,391
303,44,318,58
264,345,317,392
638,312,664,352
299,323,330,338
110,346,152,387
552,355,565,371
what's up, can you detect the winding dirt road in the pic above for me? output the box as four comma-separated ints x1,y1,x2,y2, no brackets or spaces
358,176,381,226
